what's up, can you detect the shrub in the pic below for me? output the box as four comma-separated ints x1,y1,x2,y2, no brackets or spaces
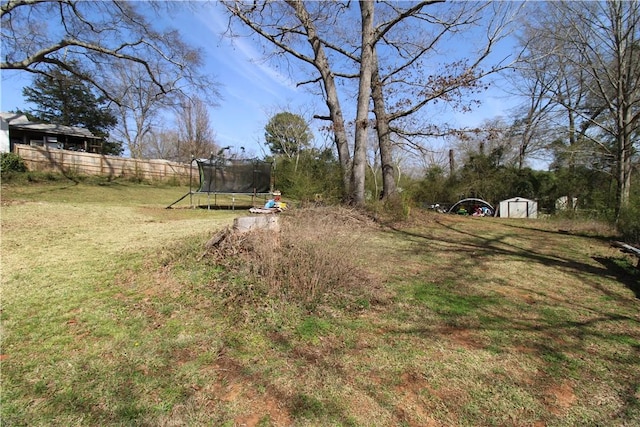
272,150,344,204
0,152,27,175
618,203,640,246
366,193,411,223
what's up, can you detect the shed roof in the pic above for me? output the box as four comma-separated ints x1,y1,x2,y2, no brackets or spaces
500,197,536,203
10,122,100,139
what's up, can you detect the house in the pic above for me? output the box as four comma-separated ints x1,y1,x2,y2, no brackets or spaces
0,112,103,154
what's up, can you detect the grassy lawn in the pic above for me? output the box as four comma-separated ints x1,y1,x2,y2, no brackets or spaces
1,179,639,426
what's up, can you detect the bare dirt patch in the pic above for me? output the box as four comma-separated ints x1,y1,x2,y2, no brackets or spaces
440,326,487,350
210,354,293,427
545,380,577,415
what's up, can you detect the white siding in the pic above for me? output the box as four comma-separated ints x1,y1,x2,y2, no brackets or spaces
0,117,9,153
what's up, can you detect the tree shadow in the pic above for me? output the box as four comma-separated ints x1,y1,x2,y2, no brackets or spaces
592,256,640,298
20,180,80,196
385,217,639,300
496,220,618,244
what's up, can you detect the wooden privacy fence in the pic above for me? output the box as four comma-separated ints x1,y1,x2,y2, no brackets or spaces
14,144,194,182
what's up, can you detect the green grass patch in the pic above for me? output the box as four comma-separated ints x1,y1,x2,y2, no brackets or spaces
296,316,332,342
410,281,496,316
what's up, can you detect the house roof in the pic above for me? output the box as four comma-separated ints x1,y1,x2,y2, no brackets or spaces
1,112,100,140
0,112,31,124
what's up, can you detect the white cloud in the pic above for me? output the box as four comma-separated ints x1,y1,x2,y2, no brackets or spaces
193,6,298,99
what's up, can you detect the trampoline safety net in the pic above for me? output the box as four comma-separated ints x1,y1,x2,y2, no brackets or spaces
196,158,272,194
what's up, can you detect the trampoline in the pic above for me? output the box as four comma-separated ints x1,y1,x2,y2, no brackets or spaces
167,156,274,209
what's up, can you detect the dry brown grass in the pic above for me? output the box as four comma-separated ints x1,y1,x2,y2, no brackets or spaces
204,206,384,311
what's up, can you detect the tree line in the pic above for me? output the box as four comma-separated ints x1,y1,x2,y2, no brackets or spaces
265,109,638,243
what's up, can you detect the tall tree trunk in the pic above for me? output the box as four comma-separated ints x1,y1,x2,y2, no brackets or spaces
350,0,375,205
615,106,633,221
449,149,455,176
566,106,577,212
371,48,398,201
287,0,352,198
612,1,635,221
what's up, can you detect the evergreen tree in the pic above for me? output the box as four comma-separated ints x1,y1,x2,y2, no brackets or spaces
22,66,121,155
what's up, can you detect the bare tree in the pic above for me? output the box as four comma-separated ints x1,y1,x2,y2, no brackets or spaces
174,96,218,163
448,117,520,171
503,26,560,170
364,120,382,198
1,1,212,104
350,0,375,204
372,2,521,199
520,0,640,218
134,98,217,163
221,1,519,205
109,62,165,159
141,128,180,161
3,1,220,162
370,48,397,200
506,78,556,170
222,1,354,199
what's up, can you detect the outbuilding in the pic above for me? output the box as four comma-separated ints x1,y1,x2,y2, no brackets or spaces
497,197,538,219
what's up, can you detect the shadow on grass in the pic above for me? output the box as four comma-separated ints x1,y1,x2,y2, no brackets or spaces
19,180,80,196
496,220,618,243
592,256,640,298
387,218,638,301
384,217,640,366
214,344,358,426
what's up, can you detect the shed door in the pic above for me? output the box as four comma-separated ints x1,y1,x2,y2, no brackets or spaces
508,201,529,218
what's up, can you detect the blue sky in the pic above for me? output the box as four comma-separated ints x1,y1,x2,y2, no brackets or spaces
175,4,318,158
1,2,517,160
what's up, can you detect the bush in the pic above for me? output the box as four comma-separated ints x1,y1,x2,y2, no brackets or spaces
618,203,640,246
272,150,344,205
366,193,411,223
0,152,27,175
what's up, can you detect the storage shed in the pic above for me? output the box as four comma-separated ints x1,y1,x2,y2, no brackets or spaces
497,197,538,219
